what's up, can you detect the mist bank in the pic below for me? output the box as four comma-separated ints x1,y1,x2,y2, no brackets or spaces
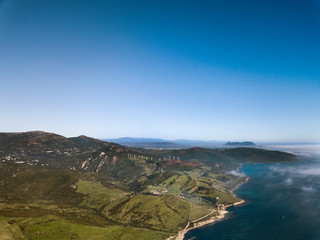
264,144,320,157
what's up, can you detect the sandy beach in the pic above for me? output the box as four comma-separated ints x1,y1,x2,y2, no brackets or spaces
170,209,228,240
167,177,248,240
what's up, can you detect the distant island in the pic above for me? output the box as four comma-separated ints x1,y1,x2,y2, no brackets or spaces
224,141,256,147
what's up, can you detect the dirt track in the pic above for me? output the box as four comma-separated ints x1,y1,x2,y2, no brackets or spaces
0,222,13,240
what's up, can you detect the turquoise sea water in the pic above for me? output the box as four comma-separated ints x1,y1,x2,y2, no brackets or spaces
185,157,320,240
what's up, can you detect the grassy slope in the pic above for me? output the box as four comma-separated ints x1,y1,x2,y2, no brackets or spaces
0,216,170,240
0,162,248,239
0,132,297,240
0,164,174,239
76,180,127,210
103,194,189,232
0,220,14,240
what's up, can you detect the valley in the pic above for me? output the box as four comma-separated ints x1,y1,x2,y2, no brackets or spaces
0,131,296,240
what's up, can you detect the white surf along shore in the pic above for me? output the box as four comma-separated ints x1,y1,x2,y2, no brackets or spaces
167,177,249,240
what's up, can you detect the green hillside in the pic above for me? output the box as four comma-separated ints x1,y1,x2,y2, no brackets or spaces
0,131,296,239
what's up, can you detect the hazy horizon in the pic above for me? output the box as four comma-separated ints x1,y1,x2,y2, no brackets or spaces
2,129,320,145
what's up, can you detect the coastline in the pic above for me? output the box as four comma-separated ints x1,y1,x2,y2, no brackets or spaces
167,177,249,240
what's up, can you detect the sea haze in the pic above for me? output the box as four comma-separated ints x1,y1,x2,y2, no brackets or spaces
185,146,320,240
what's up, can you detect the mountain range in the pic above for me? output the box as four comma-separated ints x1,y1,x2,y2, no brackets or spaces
1,131,292,176
0,131,296,240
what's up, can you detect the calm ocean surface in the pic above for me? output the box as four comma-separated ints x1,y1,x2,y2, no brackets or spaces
185,155,320,240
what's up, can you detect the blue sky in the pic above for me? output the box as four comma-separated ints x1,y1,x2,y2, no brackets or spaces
1,0,319,142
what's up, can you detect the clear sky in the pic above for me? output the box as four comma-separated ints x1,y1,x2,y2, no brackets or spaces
1,0,319,142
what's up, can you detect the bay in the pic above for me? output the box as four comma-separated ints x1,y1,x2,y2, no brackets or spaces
185,156,320,240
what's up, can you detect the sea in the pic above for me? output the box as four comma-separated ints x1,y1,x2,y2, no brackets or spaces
185,145,320,240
